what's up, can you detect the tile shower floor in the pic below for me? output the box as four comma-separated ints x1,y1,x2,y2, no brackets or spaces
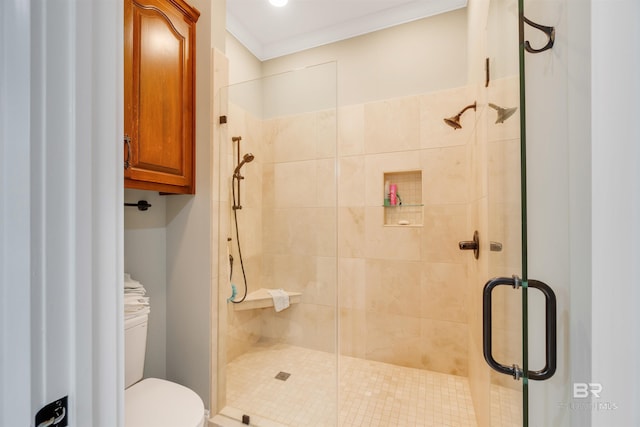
218,343,520,427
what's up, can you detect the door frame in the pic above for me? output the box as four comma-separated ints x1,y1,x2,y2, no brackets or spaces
1,0,124,425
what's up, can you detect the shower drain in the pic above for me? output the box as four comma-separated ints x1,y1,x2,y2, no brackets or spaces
275,371,291,381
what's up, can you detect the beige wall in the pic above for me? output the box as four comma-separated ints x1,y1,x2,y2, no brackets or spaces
225,9,469,107
227,33,262,85
261,8,468,107
210,0,226,52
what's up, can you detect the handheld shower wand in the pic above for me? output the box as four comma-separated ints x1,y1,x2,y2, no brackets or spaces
232,152,254,211
233,153,255,178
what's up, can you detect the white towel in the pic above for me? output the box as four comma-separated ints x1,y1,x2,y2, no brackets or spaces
267,289,290,312
124,295,149,306
123,273,149,317
125,279,145,290
125,306,150,320
124,273,147,296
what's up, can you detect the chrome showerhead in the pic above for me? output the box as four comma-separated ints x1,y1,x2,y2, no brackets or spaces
443,102,477,130
233,153,255,176
489,103,518,124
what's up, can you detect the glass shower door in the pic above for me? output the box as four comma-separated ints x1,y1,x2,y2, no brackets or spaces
485,0,526,423
216,62,339,426
485,0,557,426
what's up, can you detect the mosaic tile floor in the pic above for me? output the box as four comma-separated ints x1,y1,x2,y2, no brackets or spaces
489,383,522,427
219,343,491,427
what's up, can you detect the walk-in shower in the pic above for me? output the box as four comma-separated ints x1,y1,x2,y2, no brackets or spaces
215,1,525,425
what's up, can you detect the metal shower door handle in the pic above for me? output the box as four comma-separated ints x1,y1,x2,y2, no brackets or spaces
482,276,557,381
526,279,557,380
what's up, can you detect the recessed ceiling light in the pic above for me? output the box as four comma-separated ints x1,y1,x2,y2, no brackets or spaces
269,0,288,7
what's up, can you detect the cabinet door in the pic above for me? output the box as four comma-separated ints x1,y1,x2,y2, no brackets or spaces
124,0,199,194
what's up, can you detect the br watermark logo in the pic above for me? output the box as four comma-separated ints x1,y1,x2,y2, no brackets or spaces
557,383,618,411
573,383,602,398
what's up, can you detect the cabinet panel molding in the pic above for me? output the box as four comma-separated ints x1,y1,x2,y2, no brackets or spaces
124,0,199,194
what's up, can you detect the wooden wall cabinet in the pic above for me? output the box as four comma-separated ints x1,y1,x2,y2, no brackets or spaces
124,0,200,194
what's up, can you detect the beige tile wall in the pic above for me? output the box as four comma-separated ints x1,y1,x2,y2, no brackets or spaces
224,102,266,362
226,85,480,378
338,87,474,376
467,89,492,427
466,75,523,427
486,76,523,392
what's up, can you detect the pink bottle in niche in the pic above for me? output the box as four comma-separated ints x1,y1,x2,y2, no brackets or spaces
389,184,398,205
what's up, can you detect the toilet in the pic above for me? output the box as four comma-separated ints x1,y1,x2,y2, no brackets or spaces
125,313,205,427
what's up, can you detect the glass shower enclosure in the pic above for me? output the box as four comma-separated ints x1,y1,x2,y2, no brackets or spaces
217,62,340,425
213,0,535,424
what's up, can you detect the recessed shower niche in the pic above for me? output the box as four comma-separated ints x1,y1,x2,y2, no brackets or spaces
383,170,423,226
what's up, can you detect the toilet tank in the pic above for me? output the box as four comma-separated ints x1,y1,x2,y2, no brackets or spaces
125,314,149,388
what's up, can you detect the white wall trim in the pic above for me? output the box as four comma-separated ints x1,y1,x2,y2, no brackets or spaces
1,0,123,424
80,0,124,424
591,1,640,426
1,0,32,425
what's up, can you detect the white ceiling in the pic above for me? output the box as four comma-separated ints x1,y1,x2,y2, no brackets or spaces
227,0,468,61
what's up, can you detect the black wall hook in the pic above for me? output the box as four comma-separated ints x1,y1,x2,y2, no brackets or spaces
523,16,555,54
124,200,152,211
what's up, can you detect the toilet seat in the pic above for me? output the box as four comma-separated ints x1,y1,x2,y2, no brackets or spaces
125,378,204,427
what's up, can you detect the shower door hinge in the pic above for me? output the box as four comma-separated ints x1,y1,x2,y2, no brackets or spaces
512,364,523,381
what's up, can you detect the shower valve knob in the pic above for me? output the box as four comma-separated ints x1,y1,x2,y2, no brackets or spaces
459,241,478,250
458,230,480,259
